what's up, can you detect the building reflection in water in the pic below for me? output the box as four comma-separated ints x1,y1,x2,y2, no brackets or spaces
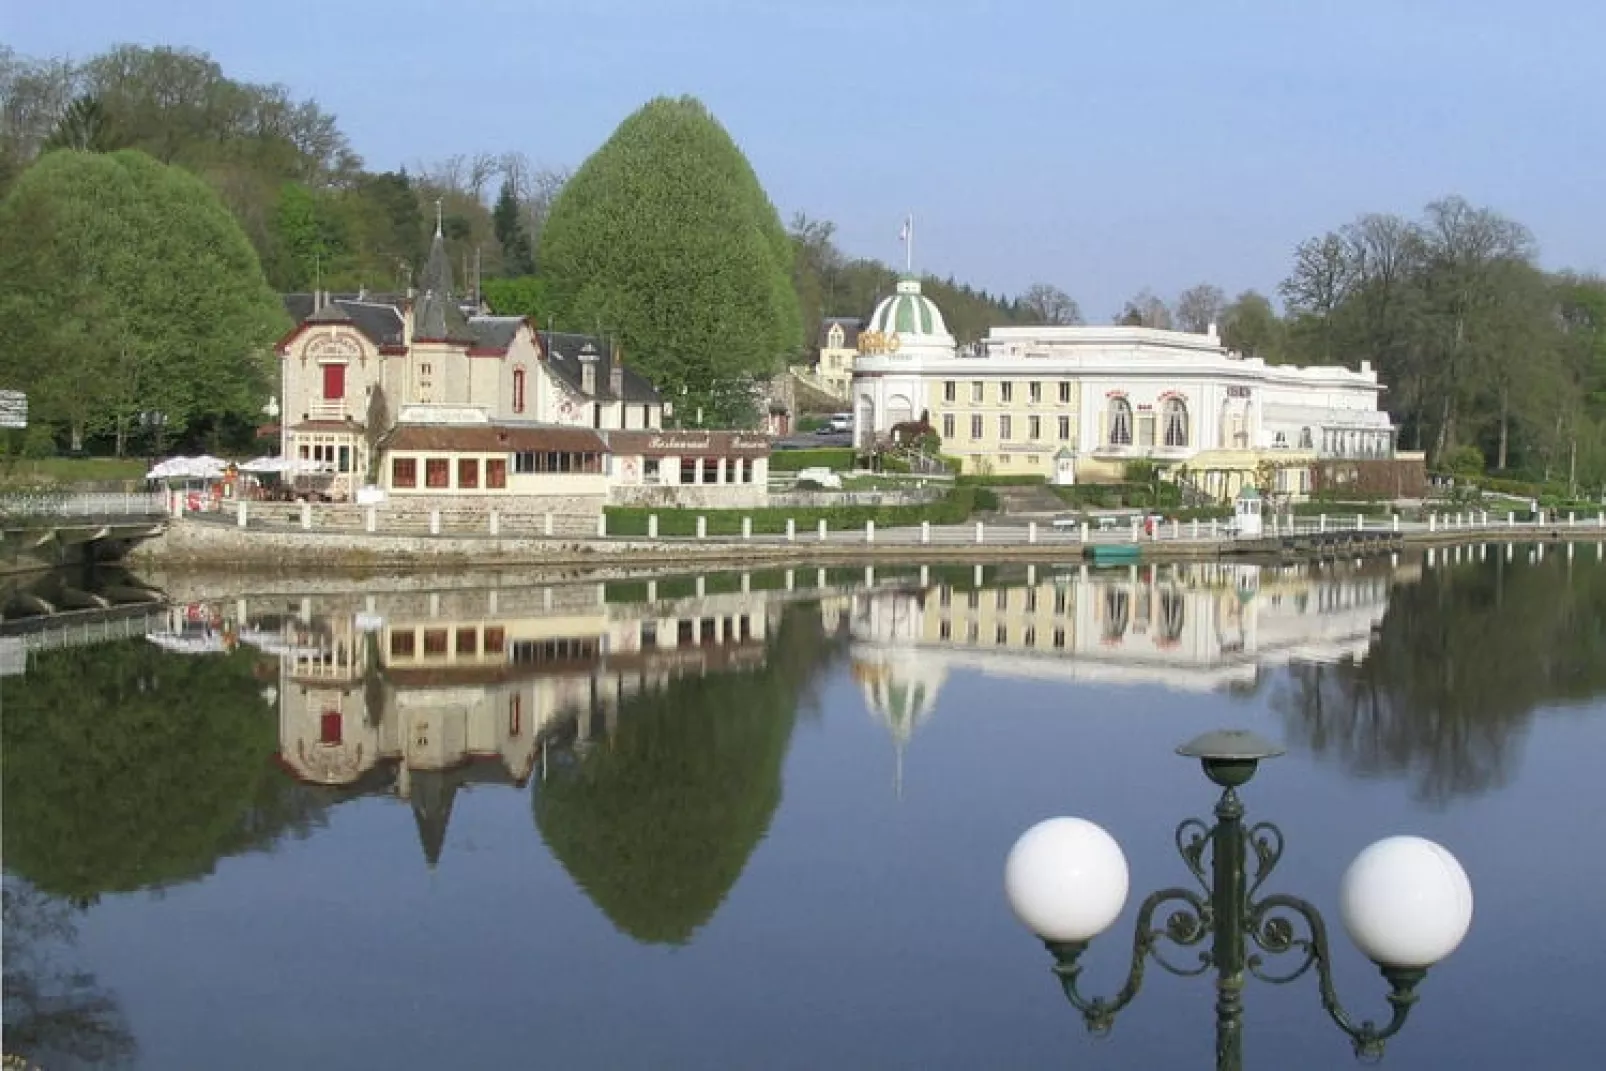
260,581,783,866
195,559,1410,860
835,559,1409,793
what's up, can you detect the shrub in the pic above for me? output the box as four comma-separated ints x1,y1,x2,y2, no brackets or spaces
604,485,985,536
956,474,1044,487
1442,445,1486,478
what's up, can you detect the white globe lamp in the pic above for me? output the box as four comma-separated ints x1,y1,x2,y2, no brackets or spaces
1339,836,1473,969
1005,817,1130,943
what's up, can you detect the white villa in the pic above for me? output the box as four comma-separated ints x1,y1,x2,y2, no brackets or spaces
851,277,1419,500
274,215,771,511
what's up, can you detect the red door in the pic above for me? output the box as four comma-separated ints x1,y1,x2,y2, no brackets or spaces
322,364,346,400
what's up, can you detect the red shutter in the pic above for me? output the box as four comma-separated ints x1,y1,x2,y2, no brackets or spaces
322,364,346,400
320,712,342,744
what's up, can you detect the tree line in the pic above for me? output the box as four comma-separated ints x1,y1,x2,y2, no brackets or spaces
2,43,1602,467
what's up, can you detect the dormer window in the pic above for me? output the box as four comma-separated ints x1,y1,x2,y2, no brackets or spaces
828,325,844,348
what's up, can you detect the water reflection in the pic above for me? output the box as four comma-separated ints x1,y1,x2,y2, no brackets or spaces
836,560,1399,697
1,880,136,1067
7,551,1600,906
0,638,322,903
5,550,1606,1066
1274,546,1606,802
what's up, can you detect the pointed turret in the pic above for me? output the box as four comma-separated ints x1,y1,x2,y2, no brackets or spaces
413,200,475,344
408,768,459,869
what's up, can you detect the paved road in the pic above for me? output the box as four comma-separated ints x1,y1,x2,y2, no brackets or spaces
775,431,851,450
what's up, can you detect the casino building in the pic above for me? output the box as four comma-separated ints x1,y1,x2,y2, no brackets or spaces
851,278,1421,501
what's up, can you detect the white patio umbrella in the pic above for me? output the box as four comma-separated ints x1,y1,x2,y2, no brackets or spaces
239,456,296,474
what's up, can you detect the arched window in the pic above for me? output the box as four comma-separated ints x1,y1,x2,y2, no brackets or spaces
1162,398,1189,447
1108,398,1133,446
1158,591,1185,643
512,367,527,414
1102,588,1130,641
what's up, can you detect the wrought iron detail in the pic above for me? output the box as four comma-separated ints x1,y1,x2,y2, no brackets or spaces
1037,770,1433,1070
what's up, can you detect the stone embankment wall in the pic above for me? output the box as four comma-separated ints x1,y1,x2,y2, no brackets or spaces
608,485,768,509
130,517,1224,570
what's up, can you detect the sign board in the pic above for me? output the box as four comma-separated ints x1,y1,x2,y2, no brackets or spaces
353,612,385,633
0,637,26,677
0,390,27,429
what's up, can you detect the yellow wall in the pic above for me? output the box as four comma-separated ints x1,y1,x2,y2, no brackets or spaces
921,582,1079,649
924,375,1080,476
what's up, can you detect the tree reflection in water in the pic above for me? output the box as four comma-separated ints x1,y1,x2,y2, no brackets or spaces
1,879,135,1067
1274,551,1606,803
533,606,839,945
1,641,328,902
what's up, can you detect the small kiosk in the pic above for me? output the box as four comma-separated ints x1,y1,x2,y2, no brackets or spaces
1233,486,1265,538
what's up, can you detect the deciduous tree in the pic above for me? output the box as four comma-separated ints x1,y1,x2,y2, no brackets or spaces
1117,288,1173,329
539,96,803,426
0,149,286,453
1018,282,1083,325
1174,283,1226,333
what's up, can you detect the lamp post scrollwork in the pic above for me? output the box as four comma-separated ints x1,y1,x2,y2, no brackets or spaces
1005,729,1473,1071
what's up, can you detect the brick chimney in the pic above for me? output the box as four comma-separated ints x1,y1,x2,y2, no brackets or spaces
609,344,624,397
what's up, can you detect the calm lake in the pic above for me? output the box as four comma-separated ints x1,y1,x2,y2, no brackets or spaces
4,546,1604,1069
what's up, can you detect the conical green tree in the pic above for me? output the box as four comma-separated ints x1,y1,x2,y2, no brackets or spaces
534,606,835,944
539,96,802,427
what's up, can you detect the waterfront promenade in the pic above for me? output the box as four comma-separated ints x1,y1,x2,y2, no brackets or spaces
127,503,1606,570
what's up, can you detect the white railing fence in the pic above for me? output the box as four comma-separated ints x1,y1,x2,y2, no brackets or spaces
1,491,168,519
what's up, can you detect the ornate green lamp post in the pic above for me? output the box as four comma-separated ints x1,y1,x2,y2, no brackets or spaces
1004,729,1473,1070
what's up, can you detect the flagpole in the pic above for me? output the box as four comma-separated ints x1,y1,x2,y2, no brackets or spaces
906,214,914,275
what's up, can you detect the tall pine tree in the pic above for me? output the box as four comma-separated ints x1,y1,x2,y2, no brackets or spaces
491,177,535,277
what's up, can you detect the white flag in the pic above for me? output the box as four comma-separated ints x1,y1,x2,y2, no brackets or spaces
899,217,911,242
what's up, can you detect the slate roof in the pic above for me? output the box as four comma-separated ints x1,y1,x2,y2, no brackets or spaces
820,316,864,348
468,316,523,353
388,423,608,454
541,331,661,403
412,227,475,344
282,293,407,348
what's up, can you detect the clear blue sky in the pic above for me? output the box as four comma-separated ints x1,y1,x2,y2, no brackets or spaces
7,0,1601,319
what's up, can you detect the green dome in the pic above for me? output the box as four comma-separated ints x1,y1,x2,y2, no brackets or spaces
867,277,952,341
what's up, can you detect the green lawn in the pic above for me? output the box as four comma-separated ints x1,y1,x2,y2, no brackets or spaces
0,456,149,487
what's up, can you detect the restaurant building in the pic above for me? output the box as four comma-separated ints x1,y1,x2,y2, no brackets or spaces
275,213,772,512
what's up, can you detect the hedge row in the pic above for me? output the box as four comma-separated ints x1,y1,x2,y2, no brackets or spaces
1050,482,1184,509
956,474,1045,487
604,485,990,536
